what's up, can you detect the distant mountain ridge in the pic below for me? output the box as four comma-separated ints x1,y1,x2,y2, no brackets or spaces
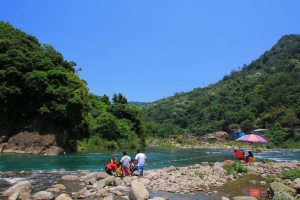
142,34,300,138
129,101,152,107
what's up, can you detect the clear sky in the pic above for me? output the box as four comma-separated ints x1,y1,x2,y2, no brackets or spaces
1,1,300,102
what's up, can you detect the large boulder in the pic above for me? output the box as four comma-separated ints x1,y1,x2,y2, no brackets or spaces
1,131,64,155
269,182,296,198
129,180,150,200
2,180,32,196
139,178,151,187
292,178,300,191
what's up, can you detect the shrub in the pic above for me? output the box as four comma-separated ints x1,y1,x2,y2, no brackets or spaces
223,161,249,178
266,176,276,183
282,169,300,180
176,137,183,144
194,171,204,179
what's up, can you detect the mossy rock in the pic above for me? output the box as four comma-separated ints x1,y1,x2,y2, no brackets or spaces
269,182,296,198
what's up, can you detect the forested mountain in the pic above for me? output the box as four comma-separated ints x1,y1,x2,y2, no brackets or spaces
1,21,300,151
0,21,145,151
129,101,152,107
142,34,300,139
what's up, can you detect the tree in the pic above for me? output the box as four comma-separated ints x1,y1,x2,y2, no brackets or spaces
240,119,253,132
0,21,89,141
112,93,128,104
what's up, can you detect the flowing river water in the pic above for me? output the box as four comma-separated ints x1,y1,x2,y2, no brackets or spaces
1,147,300,199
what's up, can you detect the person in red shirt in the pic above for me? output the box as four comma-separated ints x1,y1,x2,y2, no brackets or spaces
105,162,118,175
234,150,243,159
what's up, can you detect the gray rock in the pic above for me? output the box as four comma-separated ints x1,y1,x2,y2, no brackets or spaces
42,146,64,155
2,131,64,155
89,177,97,185
152,197,167,200
129,180,150,200
233,196,257,200
32,191,55,200
270,182,296,198
292,178,300,189
60,175,78,181
3,180,32,196
46,187,60,192
211,166,227,177
77,187,87,195
82,172,97,183
166,166,177,172
222,196,230,200
138,178,151,187
8,192,18,200
55,193,72,200
19,192,32,200
103,195,114,200
97,172,110,180
96,179,106,188
104,176,115,186
273,191,295,200
51,184,66,190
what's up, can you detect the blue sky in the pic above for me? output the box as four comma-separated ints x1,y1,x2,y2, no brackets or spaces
1,1,300,102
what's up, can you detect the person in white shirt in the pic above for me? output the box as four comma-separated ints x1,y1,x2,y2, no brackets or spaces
120,151,132,177
135,149,147,177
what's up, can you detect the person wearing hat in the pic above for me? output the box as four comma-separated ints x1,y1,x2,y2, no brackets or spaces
120,151,132,177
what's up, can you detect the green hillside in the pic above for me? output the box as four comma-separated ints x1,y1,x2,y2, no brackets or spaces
0,21,146,150
129,101,152,107
142,34,300,147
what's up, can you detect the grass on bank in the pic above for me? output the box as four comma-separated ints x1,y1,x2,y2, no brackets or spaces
223,161,249,178
282,168,300,180
76,135,142,150
75,134,300,151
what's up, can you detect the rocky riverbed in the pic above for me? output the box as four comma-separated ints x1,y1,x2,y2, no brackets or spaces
1,160,300,200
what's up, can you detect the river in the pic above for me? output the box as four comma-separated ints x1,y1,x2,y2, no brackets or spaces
2,147,299,172
0,148,300,199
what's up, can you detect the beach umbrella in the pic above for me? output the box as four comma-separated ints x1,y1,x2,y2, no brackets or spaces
236,134,268,143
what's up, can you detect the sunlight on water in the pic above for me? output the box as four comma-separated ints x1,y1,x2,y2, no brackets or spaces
0,148,299,172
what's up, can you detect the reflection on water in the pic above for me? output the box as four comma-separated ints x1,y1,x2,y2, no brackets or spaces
243,188,268,199
218,174,269,200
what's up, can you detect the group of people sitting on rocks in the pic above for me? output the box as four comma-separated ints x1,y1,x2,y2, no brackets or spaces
104,149,147,178
233,147,256,163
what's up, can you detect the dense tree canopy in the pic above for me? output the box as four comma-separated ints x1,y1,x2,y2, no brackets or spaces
142,34,300,140
0,21,89,140
0,21,146,149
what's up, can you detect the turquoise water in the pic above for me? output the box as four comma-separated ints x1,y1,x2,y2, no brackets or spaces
1,148,300,172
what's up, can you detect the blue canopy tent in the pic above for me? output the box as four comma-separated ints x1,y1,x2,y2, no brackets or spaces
229,131,245,137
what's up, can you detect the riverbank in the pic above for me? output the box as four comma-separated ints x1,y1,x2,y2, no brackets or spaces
1,160,300,200
146,137,268,150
